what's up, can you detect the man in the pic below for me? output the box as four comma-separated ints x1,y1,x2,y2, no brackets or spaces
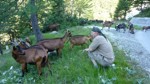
84,27,115,68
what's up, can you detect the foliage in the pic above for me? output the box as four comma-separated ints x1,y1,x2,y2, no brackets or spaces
43,0,93,32
65,0,92,18
114,0,133,20
1,0,150,43
0,0,20,41
92,0,118,20
133,0,150,11
135,8,150,17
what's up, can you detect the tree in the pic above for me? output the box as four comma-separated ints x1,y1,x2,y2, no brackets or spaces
65,0,92,18
114,0,132,20
133,0,150,12
30,0,43,42
0,0,20,41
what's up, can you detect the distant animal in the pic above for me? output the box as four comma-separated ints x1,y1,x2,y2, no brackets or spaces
142,26,150,32
69,35,92,48
37,30,71,57
102,21,114,30
115,23,126,33
128,23,134,34
48,23,60,31
89,20,103,24
79,19,88,26
11,41,50,77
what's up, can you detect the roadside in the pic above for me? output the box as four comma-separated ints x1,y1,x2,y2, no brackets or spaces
103,28,150,75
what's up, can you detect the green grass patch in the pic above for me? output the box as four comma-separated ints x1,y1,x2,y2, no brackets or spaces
0,27,149,84
134,25,143,30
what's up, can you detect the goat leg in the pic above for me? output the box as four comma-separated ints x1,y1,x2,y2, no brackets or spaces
70,44,74,49
57,49,62,57
36,61,42,76
47,60,52,76
25,63,28,72
21,63,26,77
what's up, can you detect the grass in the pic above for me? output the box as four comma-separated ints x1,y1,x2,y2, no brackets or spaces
0,27,150,84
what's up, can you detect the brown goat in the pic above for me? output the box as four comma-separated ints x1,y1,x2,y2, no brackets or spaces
102,21,114,30
37,30,71,57
69,35,92,48
48,23,60,31
12,43,49,77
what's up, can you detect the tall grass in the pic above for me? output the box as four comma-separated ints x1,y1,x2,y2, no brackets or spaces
0,27,150,84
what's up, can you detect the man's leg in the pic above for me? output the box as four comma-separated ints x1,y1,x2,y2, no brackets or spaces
88,52,98,68
88,52,111,67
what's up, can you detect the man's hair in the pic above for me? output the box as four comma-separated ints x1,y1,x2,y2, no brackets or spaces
92,26,107,39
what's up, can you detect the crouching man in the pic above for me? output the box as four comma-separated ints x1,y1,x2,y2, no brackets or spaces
84,27,115,68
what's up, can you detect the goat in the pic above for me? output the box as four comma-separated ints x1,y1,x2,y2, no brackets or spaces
48,23,60,31
69,35,92,48
102,21,114,30
37,30,71,57
11,42,50,77
115,23,126,33
142,26,150,32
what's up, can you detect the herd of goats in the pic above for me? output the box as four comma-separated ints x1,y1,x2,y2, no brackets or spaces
102,21,150,33
44,20,150,34
11,30,92,77
1,20,150,77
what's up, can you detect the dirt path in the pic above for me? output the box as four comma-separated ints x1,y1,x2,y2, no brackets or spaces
103,28,150,74
135,31,150,53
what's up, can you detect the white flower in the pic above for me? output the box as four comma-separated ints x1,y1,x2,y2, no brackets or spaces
101,79,106,83
10,66,13,70
111,64,115,67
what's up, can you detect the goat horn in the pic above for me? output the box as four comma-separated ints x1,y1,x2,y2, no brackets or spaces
11,42,15,46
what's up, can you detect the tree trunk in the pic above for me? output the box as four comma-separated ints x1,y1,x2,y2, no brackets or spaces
124,10,127,20
30,0,43,42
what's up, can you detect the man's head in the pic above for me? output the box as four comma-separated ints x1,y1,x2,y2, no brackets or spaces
91,26,102,38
